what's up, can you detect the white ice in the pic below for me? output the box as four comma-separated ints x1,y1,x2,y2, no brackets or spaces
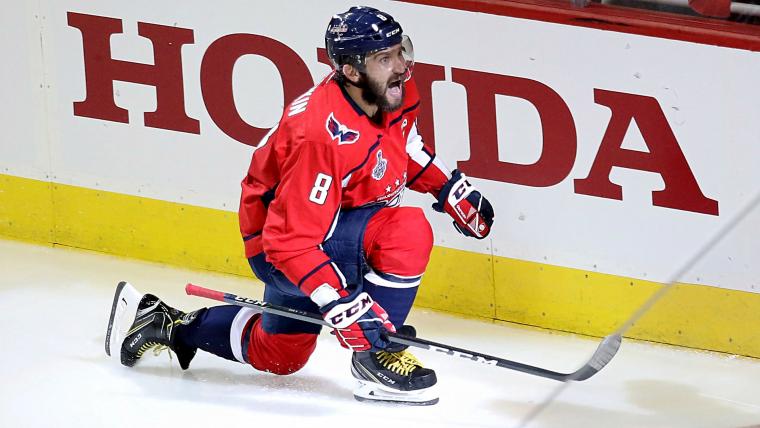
1,238,759,428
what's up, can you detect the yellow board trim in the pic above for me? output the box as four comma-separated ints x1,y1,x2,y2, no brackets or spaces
2,173,759,357
0,174,54,244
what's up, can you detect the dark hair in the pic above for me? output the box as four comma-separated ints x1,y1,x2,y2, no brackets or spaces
332,70,348,85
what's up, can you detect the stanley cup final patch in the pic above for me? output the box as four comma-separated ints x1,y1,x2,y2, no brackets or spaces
326,113,360,145
372,150,388,180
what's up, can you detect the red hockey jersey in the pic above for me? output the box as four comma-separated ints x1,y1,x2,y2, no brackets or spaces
239,73,450,296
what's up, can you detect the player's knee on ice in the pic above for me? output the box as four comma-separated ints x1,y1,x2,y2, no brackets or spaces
245,314,318,375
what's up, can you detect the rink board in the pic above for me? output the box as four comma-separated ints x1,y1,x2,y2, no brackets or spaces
1,0,759,358
2,174,759,358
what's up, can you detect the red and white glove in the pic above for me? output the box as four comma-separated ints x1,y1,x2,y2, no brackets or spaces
316,288,396,352
433,169,494,239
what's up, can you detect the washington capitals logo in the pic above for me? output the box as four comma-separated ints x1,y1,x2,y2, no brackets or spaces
326,113,360,145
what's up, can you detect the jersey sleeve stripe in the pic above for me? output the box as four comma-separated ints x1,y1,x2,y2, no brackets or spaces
405,122,424,153
322,208,341,243
297,259,334,289
407,147,436,188
329,262,348,289
243,231,261,241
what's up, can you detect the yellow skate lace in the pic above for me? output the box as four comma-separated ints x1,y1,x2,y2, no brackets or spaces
376,350,423,376
135,342,170,358
134,318,183,360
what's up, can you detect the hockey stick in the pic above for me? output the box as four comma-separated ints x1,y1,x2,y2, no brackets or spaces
186,283,621,382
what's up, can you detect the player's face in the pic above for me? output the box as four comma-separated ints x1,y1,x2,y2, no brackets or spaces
363,44,408,112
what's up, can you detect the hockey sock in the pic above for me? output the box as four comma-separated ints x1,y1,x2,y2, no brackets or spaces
174,305,240,362
363,276,419,328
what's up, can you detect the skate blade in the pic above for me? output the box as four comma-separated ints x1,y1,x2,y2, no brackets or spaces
104,281,143,357
353,381,439,406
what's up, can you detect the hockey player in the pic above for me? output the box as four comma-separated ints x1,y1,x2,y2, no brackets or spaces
105,6,494,405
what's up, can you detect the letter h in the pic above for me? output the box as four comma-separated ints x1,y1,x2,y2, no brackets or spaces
67,12,199,134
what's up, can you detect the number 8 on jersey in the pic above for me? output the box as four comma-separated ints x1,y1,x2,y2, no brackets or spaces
309,173,333,205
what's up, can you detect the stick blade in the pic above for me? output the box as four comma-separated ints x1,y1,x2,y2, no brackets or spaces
571,334,622,381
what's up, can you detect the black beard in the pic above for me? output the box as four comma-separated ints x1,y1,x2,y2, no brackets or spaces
357,73,403,113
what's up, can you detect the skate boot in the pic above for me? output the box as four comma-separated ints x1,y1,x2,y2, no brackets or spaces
350,326,438,405
105,281,200,369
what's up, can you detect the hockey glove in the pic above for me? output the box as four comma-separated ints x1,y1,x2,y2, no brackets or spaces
320,290,396,352
432,169,494,239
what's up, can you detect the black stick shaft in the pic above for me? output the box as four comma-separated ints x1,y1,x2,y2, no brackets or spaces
185,283,617,382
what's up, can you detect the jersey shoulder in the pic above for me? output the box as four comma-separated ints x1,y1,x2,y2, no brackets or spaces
281,75,366,149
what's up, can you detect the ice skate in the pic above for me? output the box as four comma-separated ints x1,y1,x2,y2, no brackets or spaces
351,345,439,405
105,281,199,369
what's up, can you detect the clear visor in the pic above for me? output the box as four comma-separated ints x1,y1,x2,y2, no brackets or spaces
401,35,414,82
401,35,414,65
362,35,414,81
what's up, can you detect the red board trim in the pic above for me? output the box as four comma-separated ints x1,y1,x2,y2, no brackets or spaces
397,0,760,51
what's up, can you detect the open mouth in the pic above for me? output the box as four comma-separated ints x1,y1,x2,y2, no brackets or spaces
387,79,403,98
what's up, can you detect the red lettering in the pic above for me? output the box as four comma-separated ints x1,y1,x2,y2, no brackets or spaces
574,89,719,216
452,68,577,187
409,63,446,152
202,35,313,145
316,47,332,69
67,12,199,134
66,14,719,216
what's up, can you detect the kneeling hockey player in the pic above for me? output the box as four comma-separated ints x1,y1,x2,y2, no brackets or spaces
106,6,494,405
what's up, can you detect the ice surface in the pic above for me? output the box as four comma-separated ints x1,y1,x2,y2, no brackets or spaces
1,239,759,428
